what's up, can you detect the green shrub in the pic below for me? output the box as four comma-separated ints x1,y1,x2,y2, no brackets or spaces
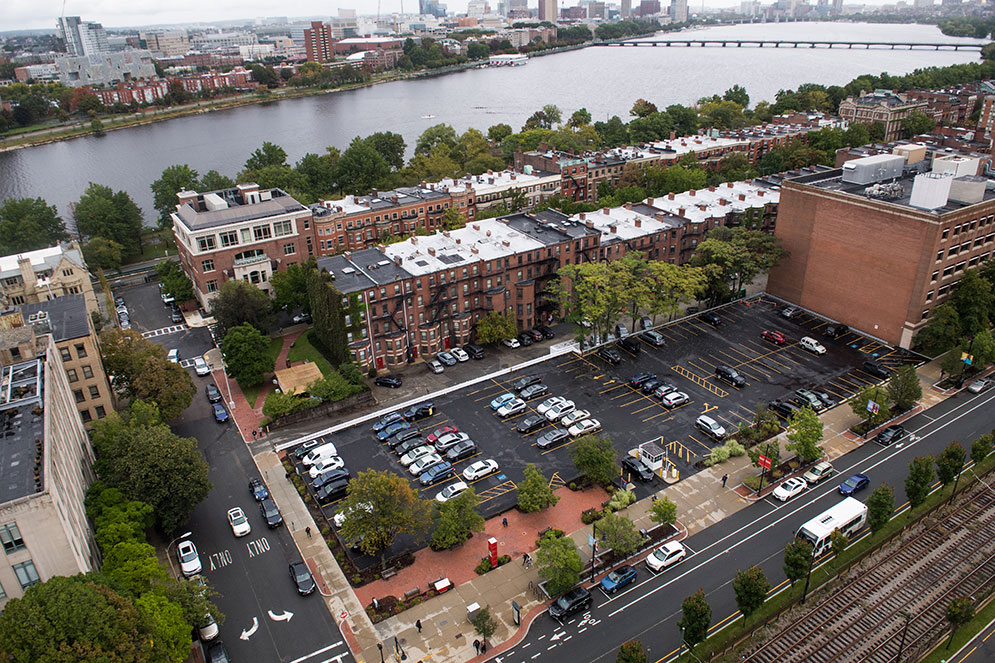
581,508,604,524
743,475,763,491
608,489,635,511
705,446,731,467
725,439,746,456
475,557,493,575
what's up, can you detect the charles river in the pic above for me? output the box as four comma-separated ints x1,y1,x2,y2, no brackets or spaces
0,21,988,221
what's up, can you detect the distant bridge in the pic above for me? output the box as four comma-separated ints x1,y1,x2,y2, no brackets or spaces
603,39,985,51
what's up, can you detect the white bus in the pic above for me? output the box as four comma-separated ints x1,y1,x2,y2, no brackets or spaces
795,497,868,557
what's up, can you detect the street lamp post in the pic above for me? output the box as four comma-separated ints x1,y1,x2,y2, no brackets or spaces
165,531,192,578
589,521,598,582
394,635,406,661
377,643,384,663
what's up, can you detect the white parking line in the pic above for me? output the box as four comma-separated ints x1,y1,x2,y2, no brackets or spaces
141,324,188,338
288,641,344,663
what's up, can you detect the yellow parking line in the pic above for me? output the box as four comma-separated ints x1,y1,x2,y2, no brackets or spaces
643,411,672,423
686,433,713,453
612,389,638,400
717,414,739,428
691,356,718,370
557,357,582,367
600,383,627,395
631,403,659,414
728,410,752,424
620,398,644,408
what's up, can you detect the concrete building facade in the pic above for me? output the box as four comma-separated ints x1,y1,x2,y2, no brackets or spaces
838,90,929,142
0,243,97,315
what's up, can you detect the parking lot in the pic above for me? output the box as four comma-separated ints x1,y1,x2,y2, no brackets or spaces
290,295,922,565
115,281,214,367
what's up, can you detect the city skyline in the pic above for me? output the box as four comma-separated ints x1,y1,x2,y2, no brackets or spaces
8,0,904,32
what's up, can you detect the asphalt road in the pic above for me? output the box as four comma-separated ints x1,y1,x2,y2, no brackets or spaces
494,386,995,663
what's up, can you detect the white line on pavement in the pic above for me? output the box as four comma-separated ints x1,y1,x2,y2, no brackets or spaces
288,641,344,663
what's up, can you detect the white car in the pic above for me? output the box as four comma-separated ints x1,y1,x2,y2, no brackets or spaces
333,502,372,528
502,337,521,349
177,539,202,576
428,359,444,374
695,415,726,440
536,396,566,416
193,357,210,376
645,541,686,573
308,456,345,479
435,480,469,502
463,459,499,481
227,507,251,537
662,391,690,408
451,348,470,362
560,409,591,427
496,398,526,418
800,336,827,355
400,445,435,467
167,349,180,363
772,477,808,502
568,418,602,437
409,454,443,476
303,443,338,465
967,378,993,394
434,432,470,450
545,400,576,422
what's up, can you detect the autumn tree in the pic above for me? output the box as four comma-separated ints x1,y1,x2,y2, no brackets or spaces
616,640,646,663
100,329,195,421
475,310,517,344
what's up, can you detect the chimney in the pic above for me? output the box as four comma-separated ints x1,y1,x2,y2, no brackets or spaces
411,236,418,245
708,186,715,192
486,230,492,237
471,246,479,254
371,189,377,197
177,189,198,206
344,251,352,260
579,212,586,220
502,240,510,247
585,220,594,228
420,180,428,187
689,190,696,197
472,224,481,231
677,208,686,217
719,198,728,206
623,202,632,210
511,173,516,180
428,247,436,256
698,204,707,211
609,224,618,234
442,231,451,238
603,207,610,214
634,217,641,228
668,193,675,200
670,131,676,140
655,212,666,221
377,243,386,252
726,182,734,188
455,238,461,244
646,198,654,205
738,194,746,201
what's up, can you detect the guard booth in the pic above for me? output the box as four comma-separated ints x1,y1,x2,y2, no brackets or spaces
638,441,666,473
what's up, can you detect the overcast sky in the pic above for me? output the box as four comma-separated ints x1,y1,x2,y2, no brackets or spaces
9,0,897,32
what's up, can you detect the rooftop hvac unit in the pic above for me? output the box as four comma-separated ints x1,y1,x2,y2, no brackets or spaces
909,173,952,210
948,176,986,204
841,154,905,185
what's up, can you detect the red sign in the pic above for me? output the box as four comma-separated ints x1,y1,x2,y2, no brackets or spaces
488,537,498,567
758,455,772,470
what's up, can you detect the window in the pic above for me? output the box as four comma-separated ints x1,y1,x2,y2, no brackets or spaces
219,230,238,247
60,347,71,362
80,409,92,423
283,243,296,256
10,295,24,305
12,560,39,590
197,236,216,252
62,268,73,277
240,228,252,243
931,270,939,282
95,405,106,418
201,259,215,273
89,385,100,399
936,250,944,262
273,220,293,237
74,389,85,403
253,225,272,241
82,365,93,379
66,368,78,382
0,523,25,553
74,343,87,359
206,280,219,293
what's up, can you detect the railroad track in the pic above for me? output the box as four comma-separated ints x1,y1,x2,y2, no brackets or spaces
741,482,995,663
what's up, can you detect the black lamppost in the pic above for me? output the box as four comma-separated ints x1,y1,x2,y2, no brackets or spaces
589,521,598,582
801,547,816,605
377,643,384,663
394,635,406,661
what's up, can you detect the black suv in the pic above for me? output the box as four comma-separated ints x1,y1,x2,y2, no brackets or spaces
700,312,722,326
715,365,746,388
374,375,403,388
874,425,907,446
517,415,546,434
464,344,485,359
769,399,801,419
402,402,435,421
629,372,656,388
825,323,849,339
517,332,534,346
534,325,556,339
549,587,593,622
862,360,891,379
512,375,542,391
617,336,642,355
205,384,222,403
259,498,283,527
598,347,622,365
622,456,654,482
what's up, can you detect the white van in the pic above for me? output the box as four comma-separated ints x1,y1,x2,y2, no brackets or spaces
800,336,827,355
302,442,338,465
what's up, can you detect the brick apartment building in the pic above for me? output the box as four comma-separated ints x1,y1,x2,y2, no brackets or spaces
304,21,336,62
767,153,995,349
170,184,314,309
905,87,980,127
838,90,929,141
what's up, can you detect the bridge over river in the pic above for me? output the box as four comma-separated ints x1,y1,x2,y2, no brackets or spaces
604,39,984,51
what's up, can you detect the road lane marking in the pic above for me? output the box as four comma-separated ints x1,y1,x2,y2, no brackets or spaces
288,642,344,663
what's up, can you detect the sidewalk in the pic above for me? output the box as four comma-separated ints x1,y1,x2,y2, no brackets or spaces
249,354,949,663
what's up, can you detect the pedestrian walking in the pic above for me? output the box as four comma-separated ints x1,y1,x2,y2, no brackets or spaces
721,473,728,487
415,619,422,634
473,639,481,654
502,517,508,527
522,553,529,567
305,526,312,538
252,429,258,440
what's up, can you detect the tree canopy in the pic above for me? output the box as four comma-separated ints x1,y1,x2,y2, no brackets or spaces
210,279,277,336
517,463,559,512
535,531,583,595
74,183,145,262
0,197,69,255
338,470,432,567
221,323,275,388
99,329,195,421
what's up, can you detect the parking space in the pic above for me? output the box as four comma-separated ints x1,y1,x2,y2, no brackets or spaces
116,281,214,365
287,295,922,565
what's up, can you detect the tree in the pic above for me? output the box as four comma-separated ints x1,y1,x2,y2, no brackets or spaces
221,323,275,388
336,137,391,195
0,576,157,663
0,197,68,254
134,592,191,662
475,310,517,344
936,441,966,487
866,483,895,535
733,566,770,622
783,539,813,586
945,597,975,649
338,470,432,568
211,280,277,336
950,268,993,337
850,384,891,430
442,206,468,230
307,268,348,365
151,164,200,228
74,183,144,261
364,131,406,171
723,84,750,107
830,529,848,560
431,487,485,549
83,237,125,271
677,589,711,651
270,258,315,313
198,169,236,192
913,303,962,356
648,496,677,528
905,456,935,511
535,531,583,595
616,640,646,663
690,227,788,300
866,121,886,142
487,123,513,143
91,402,211,532
901,111,936,138
571,435,617,486
467,42,490,60
630,98,658,117
568,108,592,128
470,605,499,642
887,365,922,412
154,259,194,303
598,511,642,556
415,123,458,156
785,406,824,463
517,463,559,512
100,329,195,421
243,141,287,172
971,434,992,465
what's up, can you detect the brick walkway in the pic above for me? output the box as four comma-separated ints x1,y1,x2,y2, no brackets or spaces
354,484,609,607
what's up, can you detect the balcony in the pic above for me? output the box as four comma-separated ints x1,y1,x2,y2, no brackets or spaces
233,253,269,268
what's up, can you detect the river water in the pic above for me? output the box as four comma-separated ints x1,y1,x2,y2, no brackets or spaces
0,21,986,222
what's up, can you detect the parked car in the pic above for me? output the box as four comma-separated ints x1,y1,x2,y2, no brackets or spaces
177,540,202,576
289,561,316,595
516,415,546,434
227,507,251,537
646,541,686,573
419,461,455,486
302,443,338,465
206,384,222,403
761,330,788,345
769,399,802,420
640,379,662,394
560,410,591,427
512,375,543,391
536,428,570,449
248,478,269,501
315,479,349,504
393,436,427,457
548,587,592,622
376,421,411,442
545,400,576,422
502,337,521,349
374,375,403,388
435,480,469,503
427,425,459,444
618,336,642,355
824,323,849,339
463,459,499,481
536,396,566,416
862,360,891,379
167,349,180,363
434,432,470,452
204,641,231,663
628,373,656,388
451,347,470,362
519,383,549,401
873,425,908,446
464,343,485,359
409,454,444,476
402,402,435,421
497,399,526,418
517,332,534,347
700,312,722,326
715,365,746,388
213,403,229,423
307,456,345,479
793,388,824,411
800,336,827,355
170,308,184,323
802,461,835,485
813,390,838,408
653,383,677,399
600,565,637,595
568,418,601,437
387,428,423,450
695,415,726,440
114,296,125,307
772,477,808,502
838,473,870,496
534,325,556,339
525,329,544,343
428,359,445,374
641,330,666,347
373,412,404,432
639,316,653,330
967,378,994,394
310,468,351,489
781,306,800,319
161,291,175,305
661,391,689,408
598,347,622,365
193,357,210,376
490,393,517,411
436,351,457,366
292,312,312,325
615,323,629,337
400,445,437,467
446,439,478,462
621,456,654,482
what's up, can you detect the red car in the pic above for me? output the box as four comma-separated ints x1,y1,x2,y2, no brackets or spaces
426,425,458,444
761,330,787,345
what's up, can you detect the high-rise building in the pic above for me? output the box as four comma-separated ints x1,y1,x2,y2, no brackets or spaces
538,0,558,21
419,0,449,17
304,21,335,62
57,16,109,57
670,0,688,23
621,0,632,17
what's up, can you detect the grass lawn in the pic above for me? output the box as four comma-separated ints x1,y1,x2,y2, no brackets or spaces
240,336,284,408
919,593,995,662
286,331,334,378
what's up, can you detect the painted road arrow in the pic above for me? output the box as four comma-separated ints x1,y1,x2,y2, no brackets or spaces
268,609,294,622
240,617,258,641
